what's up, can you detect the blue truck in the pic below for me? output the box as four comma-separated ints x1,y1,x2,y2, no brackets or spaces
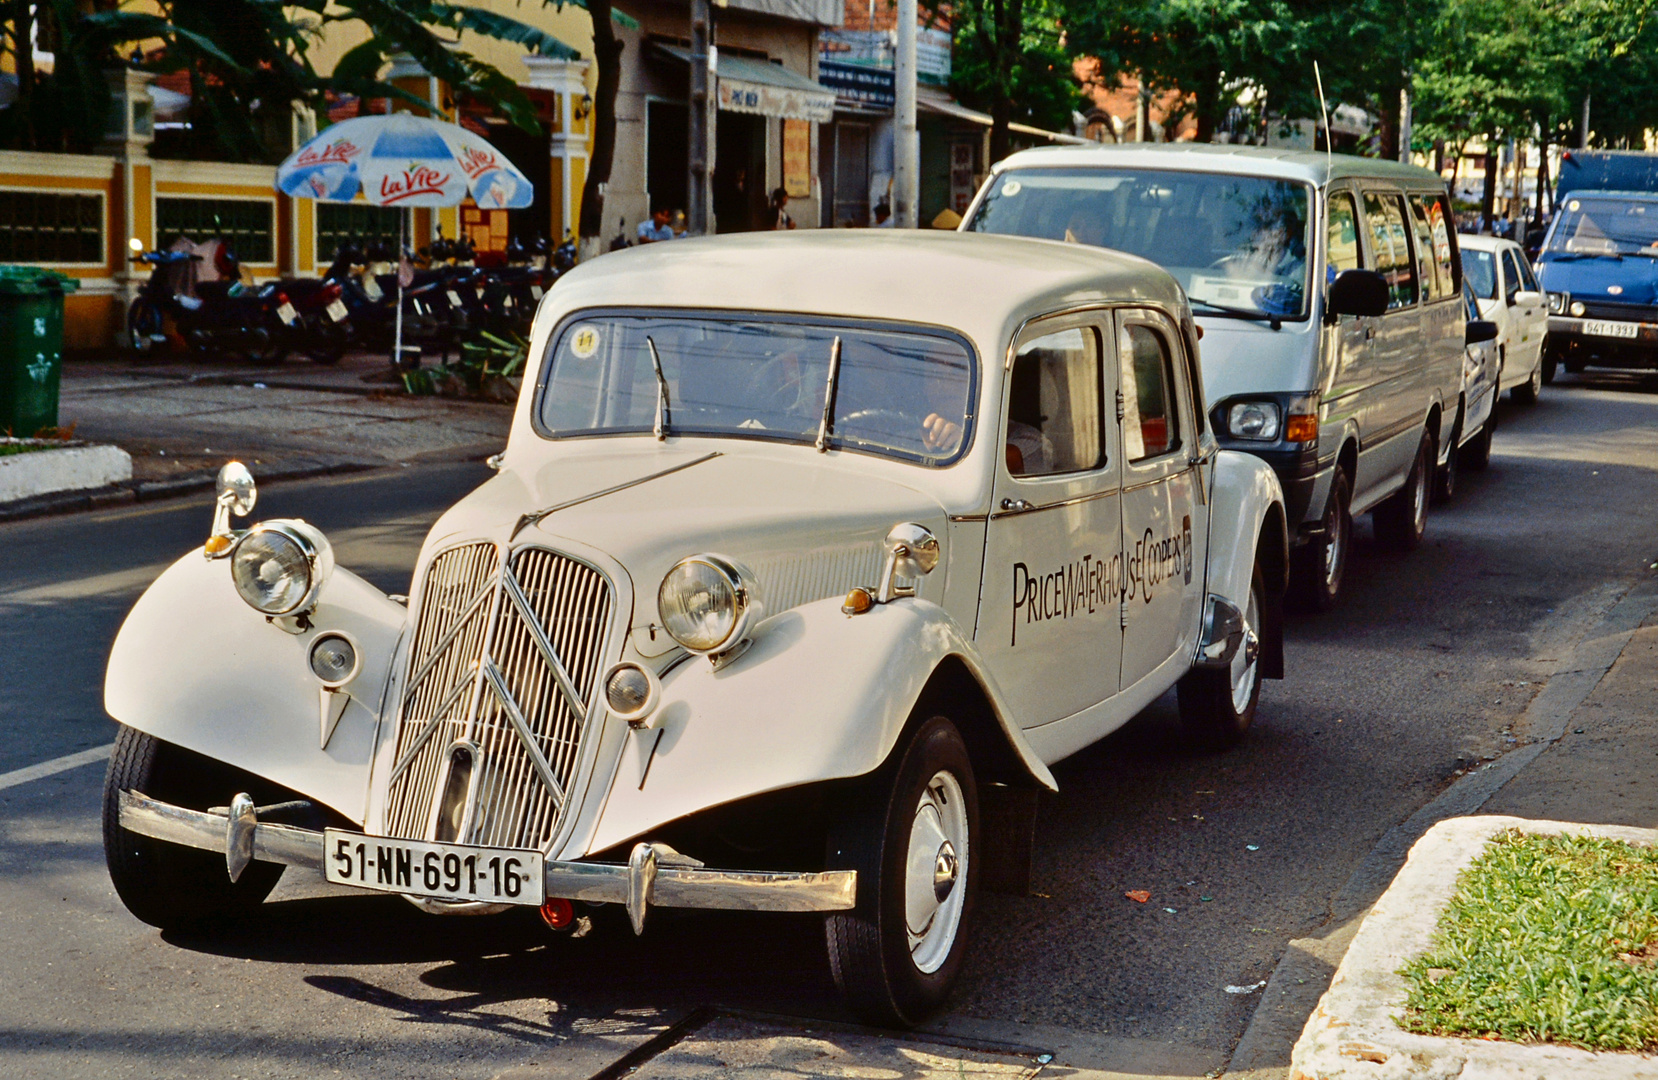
1537,150,1658,378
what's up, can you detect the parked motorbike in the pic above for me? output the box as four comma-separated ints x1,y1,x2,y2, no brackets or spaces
125,238,287,363
262,275,353,365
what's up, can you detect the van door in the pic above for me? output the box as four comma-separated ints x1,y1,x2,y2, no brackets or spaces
978,318,1123,728
1117,309,1206,691
1353,189,1424,509
1322,187,1373,476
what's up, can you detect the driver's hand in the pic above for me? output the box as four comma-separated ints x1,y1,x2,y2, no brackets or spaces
922,413,962,452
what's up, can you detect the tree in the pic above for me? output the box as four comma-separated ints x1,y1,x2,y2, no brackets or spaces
576,0,626,257
940,0,1079,162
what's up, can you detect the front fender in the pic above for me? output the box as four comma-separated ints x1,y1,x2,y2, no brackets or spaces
1207,450,1286,675
587,595,1055,854
104,550,406,823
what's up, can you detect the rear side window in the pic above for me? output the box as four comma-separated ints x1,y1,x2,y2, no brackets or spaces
1362,192,1419,308
1430,195,1462,292
1408,195,1457,302
1327,192,1362,283
1119,323,1181,462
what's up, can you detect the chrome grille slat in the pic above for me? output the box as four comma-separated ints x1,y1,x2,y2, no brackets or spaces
382,543,614,851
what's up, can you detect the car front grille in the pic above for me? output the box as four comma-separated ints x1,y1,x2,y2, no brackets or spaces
1575,299,1658,323
383,541,614,851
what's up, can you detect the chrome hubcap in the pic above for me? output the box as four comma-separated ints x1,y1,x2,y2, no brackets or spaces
904,770,969,975
1230,585,1261,714
1324,508,1344,585
1413,455,1427,530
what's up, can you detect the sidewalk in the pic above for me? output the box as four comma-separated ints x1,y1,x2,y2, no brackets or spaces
2,353,511,519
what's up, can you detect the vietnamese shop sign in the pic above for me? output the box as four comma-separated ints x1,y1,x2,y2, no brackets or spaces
818,61,896,111
719,77,835,123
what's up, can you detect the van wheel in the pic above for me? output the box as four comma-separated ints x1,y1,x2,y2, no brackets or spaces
1433,424,1459,505
1512,364,1541,404
1374,433,1431,552
1541,353,1557,384
103,725,284,930
826,716,978,1027
1177,560,1264,751
1292,468,1350,613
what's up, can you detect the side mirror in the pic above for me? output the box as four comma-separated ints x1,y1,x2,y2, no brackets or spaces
1466,319,1499,345
1326,269,1389,319
1513,289,1544,307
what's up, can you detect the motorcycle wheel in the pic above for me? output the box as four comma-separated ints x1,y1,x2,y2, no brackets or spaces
304,323,350,365
127,299,165,354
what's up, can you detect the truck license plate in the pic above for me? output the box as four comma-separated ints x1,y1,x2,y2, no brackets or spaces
323,829,544,906
1585,320,1639,339
326,299,348,322
277,302,298,326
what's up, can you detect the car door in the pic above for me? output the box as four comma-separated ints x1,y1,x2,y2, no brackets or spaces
1509,247,1547,371
977,317,1123,729
1116,308,1206,691
1354,189,1424,505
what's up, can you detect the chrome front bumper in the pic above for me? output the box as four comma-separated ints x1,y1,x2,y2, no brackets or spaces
118,790,856,933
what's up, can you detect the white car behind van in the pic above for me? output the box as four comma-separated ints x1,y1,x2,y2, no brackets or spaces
962,144,1464,611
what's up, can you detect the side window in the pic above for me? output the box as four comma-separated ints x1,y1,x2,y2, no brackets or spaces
1406,197,1442,300
1430,195,1461,292
1501,249,1522,301
1517,252,1540,293
1007,327,1103,477
1362,191,1419,308
1120,322,1181,462
1408,196,1454,301
1327,191,1362,285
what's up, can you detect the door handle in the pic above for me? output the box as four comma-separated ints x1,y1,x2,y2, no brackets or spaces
1000,498,1033,512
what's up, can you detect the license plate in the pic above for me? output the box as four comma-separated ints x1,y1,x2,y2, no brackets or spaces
531,285,544,300
1585,320,1640,339
326,299,348,322
446,290,463,306
323,829,544,906
277,302,297,326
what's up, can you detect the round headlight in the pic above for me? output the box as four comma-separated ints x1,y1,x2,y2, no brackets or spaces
230,520,333,615
657,554,763,656
308,632,359,687
603,661,661,725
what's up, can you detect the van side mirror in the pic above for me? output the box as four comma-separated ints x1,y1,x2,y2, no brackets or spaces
1326,269,1390,320
1466,319,1499,345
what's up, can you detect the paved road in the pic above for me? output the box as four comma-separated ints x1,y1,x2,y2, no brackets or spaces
2,374,1656,1078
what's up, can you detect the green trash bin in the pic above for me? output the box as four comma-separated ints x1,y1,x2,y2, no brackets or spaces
0,266,78,437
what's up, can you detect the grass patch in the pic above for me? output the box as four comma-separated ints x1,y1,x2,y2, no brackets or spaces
1399,830,1658,1052
0,441,59,457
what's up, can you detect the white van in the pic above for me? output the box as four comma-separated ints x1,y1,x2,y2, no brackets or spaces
962,145,1465,610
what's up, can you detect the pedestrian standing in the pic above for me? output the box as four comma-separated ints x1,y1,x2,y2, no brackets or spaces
637,207,676,244
769,188,797,230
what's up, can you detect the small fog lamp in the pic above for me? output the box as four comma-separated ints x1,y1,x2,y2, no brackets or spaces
602,661,660,726
308,632,359,687
1570,301,1587,317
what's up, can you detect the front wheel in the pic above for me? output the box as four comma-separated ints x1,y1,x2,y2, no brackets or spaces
1463,410,1495,472
1433,422,1460,505
102,725,284,930
826,716,978,1027
1512,362,1542,404
1374,433,1431,552
1177,561,1265,751
1291,468,1351,613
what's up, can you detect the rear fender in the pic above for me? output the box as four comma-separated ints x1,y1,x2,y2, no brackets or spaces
104,550,406,823
1207,451,1287,679
587,595,1055,854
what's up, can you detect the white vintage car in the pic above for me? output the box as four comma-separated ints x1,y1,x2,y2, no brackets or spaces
102,232,1287,1026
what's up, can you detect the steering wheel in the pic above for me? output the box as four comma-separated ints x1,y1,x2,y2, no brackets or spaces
838,407,928,446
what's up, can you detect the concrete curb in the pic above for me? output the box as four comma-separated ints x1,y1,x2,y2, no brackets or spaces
1225,578,1658,1078
0,440,131,503
1289,815,1658,1080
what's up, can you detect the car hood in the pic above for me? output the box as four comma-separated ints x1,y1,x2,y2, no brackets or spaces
423,442,952,639
1191,316,1318,408
1536,253,1658,304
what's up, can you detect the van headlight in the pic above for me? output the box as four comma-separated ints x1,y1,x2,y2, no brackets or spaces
230,520,334,615
657,554,764,658
1227,400,1282,441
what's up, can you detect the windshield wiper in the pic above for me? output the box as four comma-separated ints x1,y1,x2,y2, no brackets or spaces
1190,298,1285,330
816,335,842,453
644,335,671,441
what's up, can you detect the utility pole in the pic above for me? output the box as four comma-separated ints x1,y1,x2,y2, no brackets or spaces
893,0,918,228
688,0,716,235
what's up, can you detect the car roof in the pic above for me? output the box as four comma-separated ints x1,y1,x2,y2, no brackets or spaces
543,231,1189,340
990,142,1449,188
1454,235,1517,252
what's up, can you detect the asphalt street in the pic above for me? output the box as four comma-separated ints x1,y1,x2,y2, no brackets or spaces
2,373,1657,1078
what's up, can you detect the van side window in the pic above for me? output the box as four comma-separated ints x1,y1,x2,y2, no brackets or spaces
1007,327,1104,477
1362,192,1419,308
1327,192,1362,285
1429,195,1461,292
1119,323,1181,462
1408,196,1455,302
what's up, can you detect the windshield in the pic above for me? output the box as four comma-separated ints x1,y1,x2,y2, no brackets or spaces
1462,249,1498,299
1546,196,1658,256
537,313,976,466
965,167,1313,320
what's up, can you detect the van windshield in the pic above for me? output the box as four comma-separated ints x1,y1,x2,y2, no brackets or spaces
1546,195,1658,257
537,313,976,466
965,167,1313,320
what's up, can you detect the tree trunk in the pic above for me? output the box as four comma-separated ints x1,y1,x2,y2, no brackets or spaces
1375,96,1398,161
1535,129,1550,224
13,0,38,149
578,0,625,261
986,0,1020,166
1481,146,1497,229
